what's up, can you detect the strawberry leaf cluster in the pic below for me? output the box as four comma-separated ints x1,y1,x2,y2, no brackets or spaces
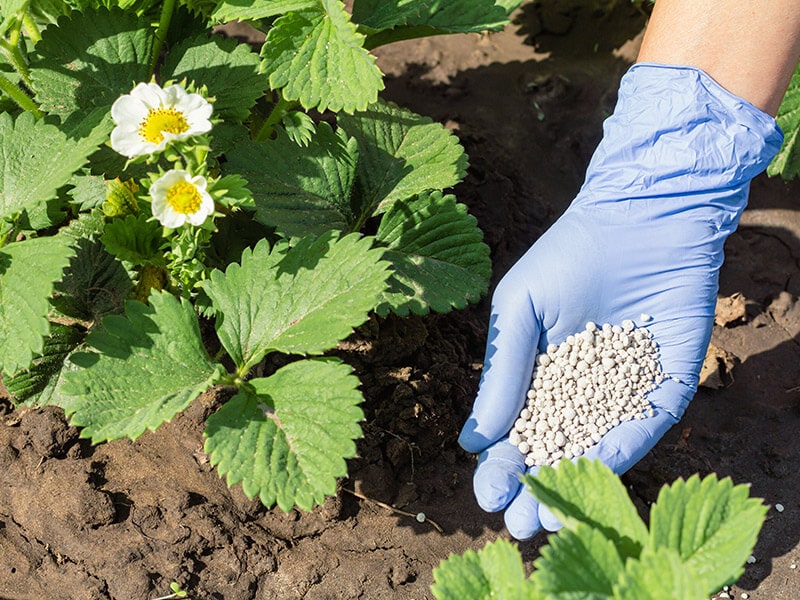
431,459,767,600
0,0,517,511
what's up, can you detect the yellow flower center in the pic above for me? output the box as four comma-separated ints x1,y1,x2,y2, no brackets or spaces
166,180,202,215
139,107,189,144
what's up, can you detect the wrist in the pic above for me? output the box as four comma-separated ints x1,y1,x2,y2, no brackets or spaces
579,64,783,207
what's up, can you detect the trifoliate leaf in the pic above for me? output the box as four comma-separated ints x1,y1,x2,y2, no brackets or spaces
338,99,468,215
648,473,767,594
431,538,538,600
353,0,512,36
3,323,84,405
204,359,363,511
161,34,264,122
30,8,153,118
530,523,624,598
260,0,384,113
224,123,358,237
0,111,106,221
62,291,225,443
281,110,316,147
211,0,315,22
52,236,133,321
769,62,800,179
612,547,706,600
202,233,389,375
375,191,490,316
523,459,649,560
101,214,164,265
0,236,75,374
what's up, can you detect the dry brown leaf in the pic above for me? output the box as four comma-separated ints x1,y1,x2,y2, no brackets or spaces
699,343,737,389
715,292,746,327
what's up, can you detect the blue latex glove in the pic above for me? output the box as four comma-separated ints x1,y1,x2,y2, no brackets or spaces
458,63,783,540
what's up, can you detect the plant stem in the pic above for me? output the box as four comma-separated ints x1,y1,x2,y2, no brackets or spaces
0,38,34,89
252,95,293,142
8,16,22,48
0,71,42,117
21,12,41,44
149,0,176,78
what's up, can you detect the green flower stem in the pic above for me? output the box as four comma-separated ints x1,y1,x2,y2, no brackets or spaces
8,16,22,47
0,38,34,89
0,71,42,117
149,0,176,78
21,13,41,44
253,95,294,142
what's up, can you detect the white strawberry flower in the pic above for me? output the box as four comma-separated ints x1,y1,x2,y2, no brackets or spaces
110,82,212,158
150,169,214,228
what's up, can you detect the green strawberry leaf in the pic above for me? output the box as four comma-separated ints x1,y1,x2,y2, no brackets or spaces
211,0,315,22
431,538,538,600
612,547,706,600
161,33,264,123
260,0,383,113
30,8,153,118
223,123,359,238
62,291,225,442
353,0,514,43
101,213,165,266
0,111,108,221
203,233,389,375
375,191,491,316
204,358,363,511
530,523,624,598
0,236,75,374
281,110,316,147
67,172,108,212
648,473,768,594
52,236,134,321
523,459,649,560
3,323,84,406
769,62,800,179
338,99,468,216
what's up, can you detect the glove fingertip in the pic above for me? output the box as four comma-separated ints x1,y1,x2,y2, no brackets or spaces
504,492,543,541
473,466,522,512
538,504,562,532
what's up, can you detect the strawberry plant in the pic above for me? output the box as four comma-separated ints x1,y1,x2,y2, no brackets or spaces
431,459,766,600
0,0,519,511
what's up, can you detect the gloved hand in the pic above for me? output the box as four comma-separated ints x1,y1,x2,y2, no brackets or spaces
458,63,783,540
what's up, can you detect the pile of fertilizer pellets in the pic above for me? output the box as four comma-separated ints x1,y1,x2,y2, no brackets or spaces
510,319,667,467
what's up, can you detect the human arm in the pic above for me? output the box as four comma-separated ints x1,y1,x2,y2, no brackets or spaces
458,0,799,539
638,0,800,116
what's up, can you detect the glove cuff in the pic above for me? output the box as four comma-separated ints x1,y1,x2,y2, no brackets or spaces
578,63,784,218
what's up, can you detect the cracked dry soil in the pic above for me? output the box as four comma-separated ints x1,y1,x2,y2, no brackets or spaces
3,3,800,598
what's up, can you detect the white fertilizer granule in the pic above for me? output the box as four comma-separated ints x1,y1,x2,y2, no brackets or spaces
510,320,667,467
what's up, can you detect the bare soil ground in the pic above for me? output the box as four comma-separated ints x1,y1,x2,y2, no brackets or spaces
2,3,800,599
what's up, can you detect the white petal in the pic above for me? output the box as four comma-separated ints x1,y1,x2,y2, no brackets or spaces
186,192,215,226
151,194,185,228
131,82,168,110
161,84,188,105
111,95,148,124
110,127,155,158
188,174,209,192
159,208,186,229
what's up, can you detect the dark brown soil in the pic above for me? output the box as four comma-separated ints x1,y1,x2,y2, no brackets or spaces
3,3,800,599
